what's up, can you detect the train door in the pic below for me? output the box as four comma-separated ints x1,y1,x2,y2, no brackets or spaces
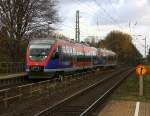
82,45,85,69
50,46,61,69
72,47,76,68
61,45,73,68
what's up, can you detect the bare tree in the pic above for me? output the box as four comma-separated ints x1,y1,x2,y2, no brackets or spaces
0,0,59,61
0,0,59,40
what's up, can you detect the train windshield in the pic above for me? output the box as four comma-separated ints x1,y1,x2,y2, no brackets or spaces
29,44,51,61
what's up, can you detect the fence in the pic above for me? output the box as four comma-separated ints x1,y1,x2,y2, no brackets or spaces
0,73,93,109
0,62,25,74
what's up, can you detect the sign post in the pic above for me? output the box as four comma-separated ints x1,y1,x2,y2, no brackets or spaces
139,75,143,96
135,64,148,97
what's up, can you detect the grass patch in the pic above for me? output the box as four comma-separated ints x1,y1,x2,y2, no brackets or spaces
111,66,150,102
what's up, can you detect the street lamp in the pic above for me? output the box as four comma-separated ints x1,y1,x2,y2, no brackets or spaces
132,35,147,57
142,37,147,58
48,21,52,35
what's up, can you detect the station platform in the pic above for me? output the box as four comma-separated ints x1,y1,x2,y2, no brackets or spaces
0,72,27,88
0,72,27,80
98,100,150,116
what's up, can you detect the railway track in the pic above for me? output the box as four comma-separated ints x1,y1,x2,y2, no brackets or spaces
0,71,89,90
0,68,113,90
34,67,134,116
0,68,115,110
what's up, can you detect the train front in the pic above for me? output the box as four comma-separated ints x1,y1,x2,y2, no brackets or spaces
26,39,56,79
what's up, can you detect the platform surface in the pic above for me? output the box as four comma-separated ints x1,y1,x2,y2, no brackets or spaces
139,102,150,116
98,100,150,116
0,72,27,80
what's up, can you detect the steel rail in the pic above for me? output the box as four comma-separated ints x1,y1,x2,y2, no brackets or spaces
80,68,134,116
0,68,114,90
34,67,131,116
0,69,114,109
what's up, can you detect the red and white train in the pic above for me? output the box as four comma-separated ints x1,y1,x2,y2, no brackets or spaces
26,38,117,79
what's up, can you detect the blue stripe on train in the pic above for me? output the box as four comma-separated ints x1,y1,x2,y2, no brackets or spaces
45,59,72,69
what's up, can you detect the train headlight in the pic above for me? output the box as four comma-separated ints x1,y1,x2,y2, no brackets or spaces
42,56,47,60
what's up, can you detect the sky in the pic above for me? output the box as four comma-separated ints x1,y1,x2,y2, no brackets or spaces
55,0,150,57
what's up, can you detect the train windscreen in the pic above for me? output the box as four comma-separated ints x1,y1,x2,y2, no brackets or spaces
28,40,55,61
29,44,51,61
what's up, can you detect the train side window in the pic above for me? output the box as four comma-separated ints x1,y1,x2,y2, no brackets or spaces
52,46,61,59
57,46,62,53
52,52,59,59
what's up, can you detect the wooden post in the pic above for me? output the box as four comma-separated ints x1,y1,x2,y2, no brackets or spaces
4,90,8,108
139,75,143,96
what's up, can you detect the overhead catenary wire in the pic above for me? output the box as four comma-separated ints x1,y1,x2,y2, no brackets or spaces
75,0,126,36
76,0,120,24
94,0,123,29
59,0,126,41
73,0,108,38
107,0,120,16
57,23,92,38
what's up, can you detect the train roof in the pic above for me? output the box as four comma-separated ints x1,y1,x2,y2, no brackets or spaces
29,38,97,52
56,39,97,50
30,39,56,44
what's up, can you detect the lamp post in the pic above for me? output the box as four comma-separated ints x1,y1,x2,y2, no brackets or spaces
48,21,52,35
132,35,147,57
143,36,147,58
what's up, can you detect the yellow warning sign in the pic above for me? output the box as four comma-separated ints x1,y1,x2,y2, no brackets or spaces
136,64,148,76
